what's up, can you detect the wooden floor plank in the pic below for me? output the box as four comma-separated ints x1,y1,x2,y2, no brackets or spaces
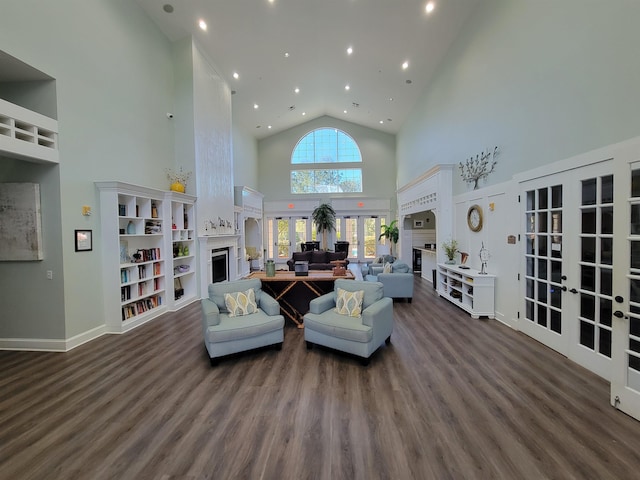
2,275,640,479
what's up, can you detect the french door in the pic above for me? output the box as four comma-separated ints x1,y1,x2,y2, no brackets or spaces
335,215,386,262
266,217,315,261
611,142,640,420
521,138,640,421
520,160,614,379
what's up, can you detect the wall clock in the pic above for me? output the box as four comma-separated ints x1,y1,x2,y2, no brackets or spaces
467,204,483,232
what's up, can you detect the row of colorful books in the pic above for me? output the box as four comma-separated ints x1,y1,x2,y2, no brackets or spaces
121,295,163,320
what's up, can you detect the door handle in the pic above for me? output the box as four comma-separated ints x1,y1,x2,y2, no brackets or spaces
561,275,567,281
569,288,578,294
561,286,567,292
613,311,627,319
615,295,624,303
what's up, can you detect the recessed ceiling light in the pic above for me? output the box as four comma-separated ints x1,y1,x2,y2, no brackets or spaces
302,112,306,116
345,84,350,91
402,61,409,70
426,2,435,14
294,87,300,94
406,79,413,84
389,97,394,101
233,72,239,80
284,52,290,58
379,120,384,124
198,19,207,31
162,4,174,13
343,110,347,114
268,125,272,129
254,104,259,109
347,46,353,55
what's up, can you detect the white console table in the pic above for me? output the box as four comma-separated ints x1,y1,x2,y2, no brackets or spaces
437,263,495,318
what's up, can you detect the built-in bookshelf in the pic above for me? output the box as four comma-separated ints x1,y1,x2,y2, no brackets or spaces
97,182,198,333
169,193,197,309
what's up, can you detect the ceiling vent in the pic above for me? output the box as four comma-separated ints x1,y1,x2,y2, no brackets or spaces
288,105,296,111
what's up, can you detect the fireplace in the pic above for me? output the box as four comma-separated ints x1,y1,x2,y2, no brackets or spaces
199,235,239,295
211,248,229,283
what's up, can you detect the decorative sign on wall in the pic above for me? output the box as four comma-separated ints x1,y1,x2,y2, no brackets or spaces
0,182,44,261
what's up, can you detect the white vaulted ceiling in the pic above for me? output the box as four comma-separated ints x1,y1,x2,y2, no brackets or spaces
136,0,480,139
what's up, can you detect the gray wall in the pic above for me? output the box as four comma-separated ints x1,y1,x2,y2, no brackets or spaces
397,0,640,194
258,115,396,206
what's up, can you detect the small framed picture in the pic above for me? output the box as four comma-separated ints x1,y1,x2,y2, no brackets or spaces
414,220,424,228
75,229,93,252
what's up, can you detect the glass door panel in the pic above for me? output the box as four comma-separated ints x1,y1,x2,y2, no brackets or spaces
363,217,378,260
577,175,613,359
268,218,291,261
294,218,309,252
523,185,565,342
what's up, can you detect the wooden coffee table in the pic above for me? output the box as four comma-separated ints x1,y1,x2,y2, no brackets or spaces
247,269,355,328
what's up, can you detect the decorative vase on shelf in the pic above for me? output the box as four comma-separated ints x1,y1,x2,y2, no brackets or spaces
126,221,135,234
170,182,185,193
445,258,456,265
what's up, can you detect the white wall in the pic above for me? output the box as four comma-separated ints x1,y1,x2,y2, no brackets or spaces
257,115,396,206
191,42,234,236
233,123,259,190
397,0,640,194
0,0,176,342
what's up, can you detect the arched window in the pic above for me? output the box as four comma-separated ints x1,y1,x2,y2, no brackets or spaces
291,128,363,193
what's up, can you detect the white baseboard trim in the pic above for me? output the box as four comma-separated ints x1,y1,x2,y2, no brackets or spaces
0,324,107,352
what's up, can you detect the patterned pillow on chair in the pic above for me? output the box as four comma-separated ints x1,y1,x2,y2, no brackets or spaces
224,289,258,317
335,288,364,317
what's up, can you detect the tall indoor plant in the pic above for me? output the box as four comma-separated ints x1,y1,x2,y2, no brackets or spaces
312,203,336,251
378,220,400,256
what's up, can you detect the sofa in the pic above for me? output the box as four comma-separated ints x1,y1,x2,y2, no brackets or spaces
201,278,285,365
303,279,393,365
362,258,414,303
287,250,349,271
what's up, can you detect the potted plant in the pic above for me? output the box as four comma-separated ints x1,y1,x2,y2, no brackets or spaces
246,246,261,270
442,239,459,264
312,203,336,251
378,220,400,256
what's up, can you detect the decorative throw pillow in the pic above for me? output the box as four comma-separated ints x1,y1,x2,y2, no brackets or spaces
383,262,393,274
335,288,364,317
224,289,258,317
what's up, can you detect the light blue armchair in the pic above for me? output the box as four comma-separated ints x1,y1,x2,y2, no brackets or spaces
364,261,414,303
201,278,284,366
303,279,393,365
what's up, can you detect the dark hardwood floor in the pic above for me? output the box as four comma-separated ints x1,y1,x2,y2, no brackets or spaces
2,276,640,479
